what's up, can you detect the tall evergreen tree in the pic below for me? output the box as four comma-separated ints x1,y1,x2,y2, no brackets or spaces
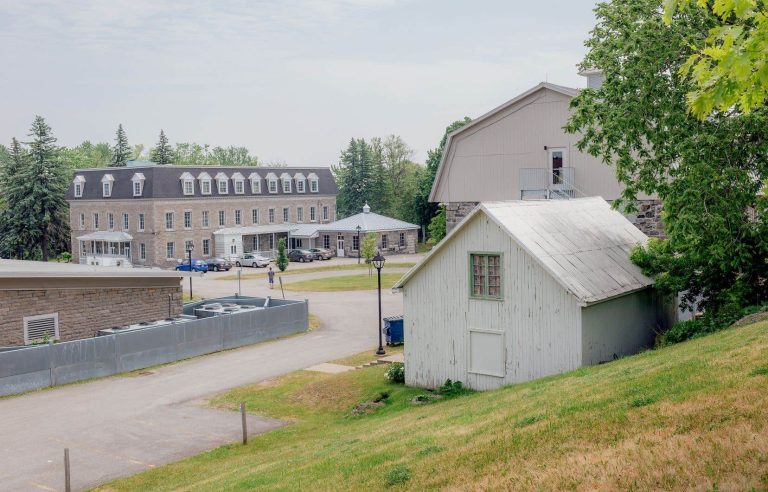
150,129,173,165
333,138,377,217
18,117,70,261
111,124,130,167
0,138,35,258
414,117,471,238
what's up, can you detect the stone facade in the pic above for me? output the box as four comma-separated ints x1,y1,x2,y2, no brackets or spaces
69,195,337,268
446,202,480,233
0,285,182,346
315,228,418,258
446,199,665,238
630,199,665,238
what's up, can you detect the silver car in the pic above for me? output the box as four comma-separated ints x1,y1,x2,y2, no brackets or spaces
235,253,270,268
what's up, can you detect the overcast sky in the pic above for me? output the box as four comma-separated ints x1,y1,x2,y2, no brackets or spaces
1,0,599,166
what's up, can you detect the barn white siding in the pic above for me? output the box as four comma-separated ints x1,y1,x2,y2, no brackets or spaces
403,212,582,391
580,290,664,365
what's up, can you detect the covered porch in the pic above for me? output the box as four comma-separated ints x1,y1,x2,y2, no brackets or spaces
76,231,134,267
214,225,292,259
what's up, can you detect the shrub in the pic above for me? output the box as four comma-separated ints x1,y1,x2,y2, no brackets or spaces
658,302,768,346
437,379,469,397
385,362,405,383
384,464,411,487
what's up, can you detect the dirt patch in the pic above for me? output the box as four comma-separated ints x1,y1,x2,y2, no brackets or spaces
731,311,768,328
350,400,385,416
288,377,360,412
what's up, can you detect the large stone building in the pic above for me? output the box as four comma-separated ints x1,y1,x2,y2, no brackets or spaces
429,74,664,238
0,260,190,346
67,164,338,268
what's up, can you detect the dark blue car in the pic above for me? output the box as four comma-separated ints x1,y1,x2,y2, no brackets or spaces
175,258,209,272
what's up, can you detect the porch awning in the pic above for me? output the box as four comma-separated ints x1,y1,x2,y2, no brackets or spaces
76,231,134,242
213,224,293,236
289,224,321,239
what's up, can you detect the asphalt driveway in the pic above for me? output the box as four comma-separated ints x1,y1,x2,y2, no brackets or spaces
0,261,410,491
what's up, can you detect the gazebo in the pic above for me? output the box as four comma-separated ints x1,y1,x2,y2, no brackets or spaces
76,231,134,267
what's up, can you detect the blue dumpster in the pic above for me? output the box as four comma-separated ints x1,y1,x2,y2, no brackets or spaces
383,315,404,345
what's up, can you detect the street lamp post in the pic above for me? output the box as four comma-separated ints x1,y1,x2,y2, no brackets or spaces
356,225,362,264
187,243,194,300
373,251,386,356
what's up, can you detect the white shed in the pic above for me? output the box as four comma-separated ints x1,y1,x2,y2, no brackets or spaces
393,197,673,391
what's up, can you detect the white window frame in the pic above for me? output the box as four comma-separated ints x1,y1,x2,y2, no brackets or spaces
183,180,194,196
108,213,114,231
102,182,111,197
138,213,145,232
218,179,228,194
184,210,192,229
251,179,261,194
93,213,99,230
234,180,245,194
202,210,210,228
122,213,129,230
166,242,175,259
297,207,303,222
282,179,292,193
323,206,329,221
268,179,278,193
548,147,568,187
251,209,259,224
74,183,83,198
296,180,305,193
282,207,289,223
218,210,226,226
310,179,319,193
79,213,85,230
235,209,242,225
310,206,316,222
23,313,59,345
268,208,275,224
165,212,174,231
133,181,142,197
201,179,212,195
140,243,146,260
202,239,210,256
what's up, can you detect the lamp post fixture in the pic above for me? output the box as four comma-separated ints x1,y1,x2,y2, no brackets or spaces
356,225,362,264
372,251,386,356
187,242,194,301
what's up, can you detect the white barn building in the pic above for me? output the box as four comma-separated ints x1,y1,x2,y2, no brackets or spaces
393,198,673,391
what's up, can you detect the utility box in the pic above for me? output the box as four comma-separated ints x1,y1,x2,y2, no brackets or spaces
383,315,404,345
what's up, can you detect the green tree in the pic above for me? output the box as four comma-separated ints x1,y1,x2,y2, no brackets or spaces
369,137,391,215
566,0,768,314
664,0,768,118
209,146,259,166
414,118,471,239
334,138,377,217
174,142,212,166
0,138,36,258
275,238,289,272
111,124,130,167
151,129,173,165
427,204,446,243
17,117,70,261
361,232,378,275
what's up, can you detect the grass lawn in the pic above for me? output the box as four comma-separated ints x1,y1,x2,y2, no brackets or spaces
416,243,434,254
215,262,415,281
282,272,403,292
96,321,768,491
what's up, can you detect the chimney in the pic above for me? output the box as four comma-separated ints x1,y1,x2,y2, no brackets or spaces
578,68,604,89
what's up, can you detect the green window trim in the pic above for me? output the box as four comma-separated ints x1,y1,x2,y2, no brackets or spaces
468,252,504,301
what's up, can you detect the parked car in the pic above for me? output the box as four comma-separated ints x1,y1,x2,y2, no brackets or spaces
205,257,232,272
287,249,315,263
175,258,209,272
236,253,270,268
308,248,333,260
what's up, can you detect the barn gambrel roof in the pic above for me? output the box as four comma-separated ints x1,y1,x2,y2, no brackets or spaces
394,197,653,305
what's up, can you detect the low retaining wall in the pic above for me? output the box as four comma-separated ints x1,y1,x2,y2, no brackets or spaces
0,296,308,397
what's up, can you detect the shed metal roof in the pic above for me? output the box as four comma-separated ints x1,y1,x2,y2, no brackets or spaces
323,208,419,233
395,197,653,305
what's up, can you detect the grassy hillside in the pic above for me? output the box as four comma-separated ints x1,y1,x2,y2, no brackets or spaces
97,322,768,491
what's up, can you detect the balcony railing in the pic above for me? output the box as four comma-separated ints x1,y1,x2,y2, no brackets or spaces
519,167,576,200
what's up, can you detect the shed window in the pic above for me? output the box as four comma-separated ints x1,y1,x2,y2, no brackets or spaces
23,313,59,345
470,253,502,300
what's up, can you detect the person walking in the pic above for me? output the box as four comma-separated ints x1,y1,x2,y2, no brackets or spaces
267,266,275,290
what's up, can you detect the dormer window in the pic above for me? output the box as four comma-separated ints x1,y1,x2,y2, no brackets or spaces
198,172,212,195
231,172,245,194
180,172,195,196
215,172,229,194
101,174,114,198
266,173,278,193
73,175,86,198
281,173,292,193
131,172,145,197
294,173,306,193
249,172,261,193
308,173,319,193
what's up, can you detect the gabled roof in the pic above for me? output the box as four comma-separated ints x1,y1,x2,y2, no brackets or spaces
248,172,261,180
280,172,291,180
131,172,145,181
231,172,245,180
429,82,579,202
101,174,114,182
321,206,419,233
197,171,212,180
73,175,86,182
179,172,194,180
214,172,229,180
394,197,652,305
294,172,306,180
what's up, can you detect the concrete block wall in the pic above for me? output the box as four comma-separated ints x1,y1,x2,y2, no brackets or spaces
0,286,182,346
